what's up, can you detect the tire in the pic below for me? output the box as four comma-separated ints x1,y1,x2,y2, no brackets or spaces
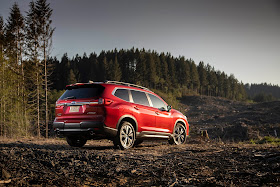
169,123,187,145
133,139,143,147
115,121,136,149
66,136,87,147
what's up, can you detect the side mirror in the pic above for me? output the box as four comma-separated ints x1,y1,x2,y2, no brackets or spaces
167,105,172,112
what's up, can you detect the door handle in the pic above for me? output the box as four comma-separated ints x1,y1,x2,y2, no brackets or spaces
155,111,159,115
134,106,139,110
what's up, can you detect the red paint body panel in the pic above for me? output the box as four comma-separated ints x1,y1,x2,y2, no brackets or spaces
54,82,189,138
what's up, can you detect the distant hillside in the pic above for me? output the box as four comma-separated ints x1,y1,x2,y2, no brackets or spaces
245,83,280,102
49,48,247,101
180,95,280,141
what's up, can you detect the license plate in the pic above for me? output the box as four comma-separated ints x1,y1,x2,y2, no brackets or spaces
69,106,80,113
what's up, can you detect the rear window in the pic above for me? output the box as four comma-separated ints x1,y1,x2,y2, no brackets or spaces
114,89,130,101
59,85,104,100
131,90,150,106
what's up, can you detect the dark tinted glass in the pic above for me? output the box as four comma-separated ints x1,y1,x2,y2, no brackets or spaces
114,89,129,101
59,85,104,100
149,94,167,110
131,90,149,106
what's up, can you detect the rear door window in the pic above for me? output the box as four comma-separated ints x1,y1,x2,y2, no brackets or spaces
59,85,104,100
114,89,129,101
131,90,150,106
149,94,167,111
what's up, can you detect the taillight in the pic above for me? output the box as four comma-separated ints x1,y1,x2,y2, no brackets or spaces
55,102,64,108
98,98,113,105
104,99,113,105
89,98,113,106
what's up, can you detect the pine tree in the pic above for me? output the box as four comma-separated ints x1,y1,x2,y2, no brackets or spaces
68,69,77,84
88,52,98,81
107,59,114,80
109,56,122,81
102,56,108,81
5,3,24,67
146,53,157,88
190,61,200,93
26,1,42,137
159,53,168,91
0,16,4,136
35,0,55,138
5,3,27,136
166,54,176,89
197,61,207,95
223,76,230,99
59,53,69,89
206,65,218,96
135,50,147,86
229,74,238,100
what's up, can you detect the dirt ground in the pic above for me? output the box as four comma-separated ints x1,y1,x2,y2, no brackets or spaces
180,96,280,141
0,138,279,186
1,96,280,186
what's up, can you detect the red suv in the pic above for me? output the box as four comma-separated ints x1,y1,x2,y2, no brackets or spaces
53,81,189,149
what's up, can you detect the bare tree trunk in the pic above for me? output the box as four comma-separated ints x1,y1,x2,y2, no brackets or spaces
16,30,20,133
3,101,5,137
0,48,3,137
44,41,48,138
1,44,5,137
37,68,40,138
20,43,26,136
35,43,40,138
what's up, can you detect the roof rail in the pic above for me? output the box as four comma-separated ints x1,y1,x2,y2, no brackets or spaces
104,80,151,91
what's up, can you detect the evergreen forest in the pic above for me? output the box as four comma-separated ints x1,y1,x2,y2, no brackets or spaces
50,49,248,101
245,83,280,102
0,0,279,138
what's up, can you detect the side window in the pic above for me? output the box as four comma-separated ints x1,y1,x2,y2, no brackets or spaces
114,89,129,101
149,94,167,111
131,90,150,106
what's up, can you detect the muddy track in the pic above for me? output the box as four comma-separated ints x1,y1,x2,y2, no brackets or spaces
0,139,279,186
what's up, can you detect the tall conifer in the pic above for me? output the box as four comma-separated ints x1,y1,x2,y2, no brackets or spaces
36,0,54,138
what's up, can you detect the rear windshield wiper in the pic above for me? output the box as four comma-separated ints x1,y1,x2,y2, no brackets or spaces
65,96,76,100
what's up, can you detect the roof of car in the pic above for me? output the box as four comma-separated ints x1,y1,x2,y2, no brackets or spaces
66,80,152,92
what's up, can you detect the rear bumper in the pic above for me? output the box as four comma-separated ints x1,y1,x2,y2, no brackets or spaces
53,121,104,136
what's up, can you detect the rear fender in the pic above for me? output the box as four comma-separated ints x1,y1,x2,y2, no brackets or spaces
116,115,138,132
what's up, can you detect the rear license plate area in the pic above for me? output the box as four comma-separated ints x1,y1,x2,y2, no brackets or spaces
69,106,80,113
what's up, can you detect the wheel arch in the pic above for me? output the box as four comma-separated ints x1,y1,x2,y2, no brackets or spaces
173,119,188,133
117,115,138,132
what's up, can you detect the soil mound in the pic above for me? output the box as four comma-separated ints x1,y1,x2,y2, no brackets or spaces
180,96,280,141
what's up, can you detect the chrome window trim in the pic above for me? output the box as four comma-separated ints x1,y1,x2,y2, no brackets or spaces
130,89,151,107
128,90,134,103
112,87,155,107
147,93,168,110
111,86,168,109
146,92,153,107
112,87,132,102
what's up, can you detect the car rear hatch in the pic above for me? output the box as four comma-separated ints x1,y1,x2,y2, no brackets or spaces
55,84,105,123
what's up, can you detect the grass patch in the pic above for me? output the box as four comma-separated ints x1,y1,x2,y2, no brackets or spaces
250,136,280,145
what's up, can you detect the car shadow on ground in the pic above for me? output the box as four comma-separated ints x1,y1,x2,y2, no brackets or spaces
0,140,170,151
82,145,115,150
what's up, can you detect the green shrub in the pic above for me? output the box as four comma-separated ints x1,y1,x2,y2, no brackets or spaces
250,136,280,145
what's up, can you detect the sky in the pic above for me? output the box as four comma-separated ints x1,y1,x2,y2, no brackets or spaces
0,0,280,85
